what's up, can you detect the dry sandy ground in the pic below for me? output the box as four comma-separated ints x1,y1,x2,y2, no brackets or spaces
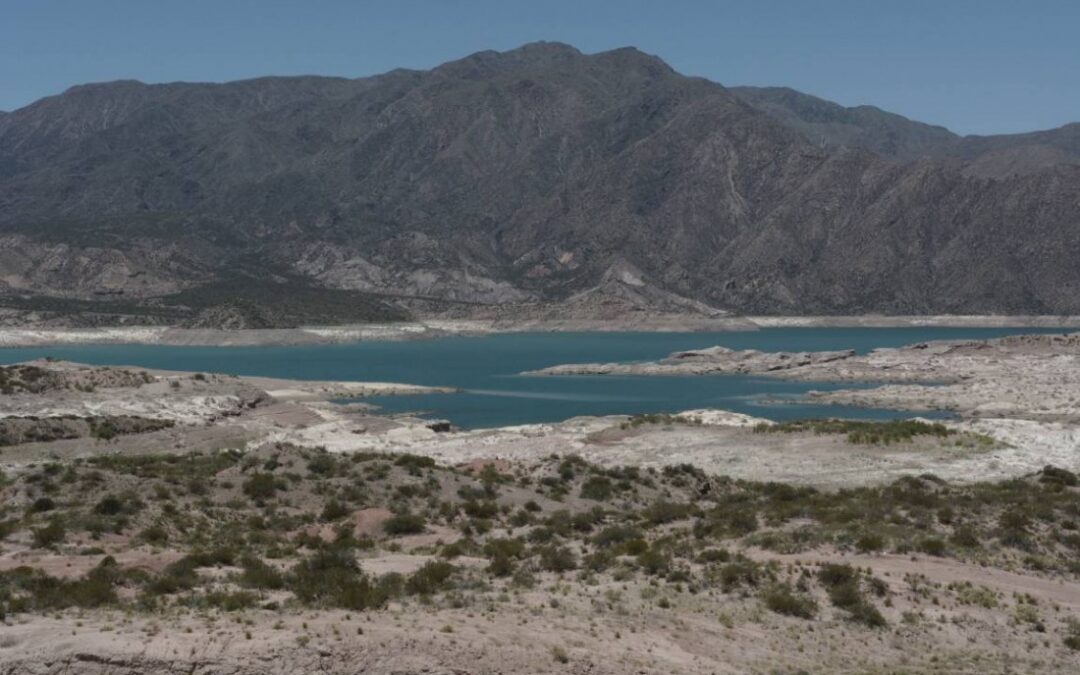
2,550,1079,675
261,408,1044,487
3,315,1080,347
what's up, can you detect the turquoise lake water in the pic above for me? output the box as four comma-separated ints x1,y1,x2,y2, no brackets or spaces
0,327,1066,429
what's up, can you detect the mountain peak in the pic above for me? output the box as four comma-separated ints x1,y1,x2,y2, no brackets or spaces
433,41,583,79
591,45,674,75
508,41,583,58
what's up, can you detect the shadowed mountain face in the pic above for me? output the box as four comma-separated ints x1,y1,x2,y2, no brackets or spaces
1,41,1079,319
730,86,1080,178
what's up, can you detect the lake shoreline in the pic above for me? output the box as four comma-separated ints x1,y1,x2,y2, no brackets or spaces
2,314,1080,347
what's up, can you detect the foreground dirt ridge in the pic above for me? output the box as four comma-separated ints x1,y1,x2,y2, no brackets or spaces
2,443,1078,674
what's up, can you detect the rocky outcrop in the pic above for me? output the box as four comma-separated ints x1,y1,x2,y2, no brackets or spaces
0,363,153,394
524,346,856,376
183,301,296,330
0,414,174,446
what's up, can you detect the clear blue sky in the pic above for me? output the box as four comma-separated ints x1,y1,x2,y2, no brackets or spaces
2,0,1077,135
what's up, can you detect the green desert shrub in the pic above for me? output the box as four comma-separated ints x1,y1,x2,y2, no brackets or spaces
716,560,764,591
31,518,66,548
537,545,577,573
306,452,338,477
818,564,886,627
635,548,671,576
383,512,426,535
320,499,350,522
917,537,947,556
28,497,56,513
138,524,169,546
854,533,885,552
405,561,456,595
287,549,387,610
592,525,643,549
242,473,280,501
643,500,693,525
0,558,122,612
761,583,817,619
93,493,138,516
580,476,614,501
239,555,284,590
757,419,956,445
1039,465,1078,487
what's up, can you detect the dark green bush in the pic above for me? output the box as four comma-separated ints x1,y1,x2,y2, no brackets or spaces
635,548,671,576
643,500,692,525
287,549,386,610
855,533,885,552
405,561,455,595
32,518,65,548
580,476,614,501
538,545,577,572
306,453,338,476
761,583,817,619
917,537,946,556
242,473,280,501
239,555,284,590
28,497,55,513
320,499,350,522
1039,465,1077,487
383,512,426,535
717,560,763,591
592,525,643,549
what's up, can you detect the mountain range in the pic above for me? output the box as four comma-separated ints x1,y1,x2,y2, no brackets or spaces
1,41,1078,324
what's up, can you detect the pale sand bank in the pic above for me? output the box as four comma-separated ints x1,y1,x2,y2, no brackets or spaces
2,315,1080,347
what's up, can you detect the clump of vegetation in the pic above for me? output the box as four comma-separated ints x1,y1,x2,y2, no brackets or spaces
242,472,281,501
1063,617,1080,651
580,476,614,501
383,512,426,535
405,561,456,595
760,582,817,619
755,419,955,445
817,564,886,627
31,518,66,548
0,557,123,613
620,413,703,430
287,549,389,610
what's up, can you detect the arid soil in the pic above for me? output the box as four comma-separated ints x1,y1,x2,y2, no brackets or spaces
2,442,1078,674
3,315,1080,347
2,339,1079,673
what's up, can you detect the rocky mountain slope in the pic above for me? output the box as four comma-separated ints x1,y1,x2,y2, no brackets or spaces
731,86,1080,178
2,42,1079,321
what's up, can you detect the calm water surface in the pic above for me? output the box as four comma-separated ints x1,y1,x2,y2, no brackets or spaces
0,327,1066,429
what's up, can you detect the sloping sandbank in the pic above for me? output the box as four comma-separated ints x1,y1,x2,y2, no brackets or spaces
0,360,454,465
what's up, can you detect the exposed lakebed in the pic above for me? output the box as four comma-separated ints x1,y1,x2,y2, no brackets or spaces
0,327,1066,428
